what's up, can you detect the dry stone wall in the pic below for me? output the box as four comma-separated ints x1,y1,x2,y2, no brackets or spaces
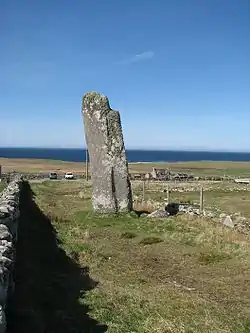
0,176,22,333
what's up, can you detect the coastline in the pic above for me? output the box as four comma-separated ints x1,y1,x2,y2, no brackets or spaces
0,147,250,164
0,157,250,178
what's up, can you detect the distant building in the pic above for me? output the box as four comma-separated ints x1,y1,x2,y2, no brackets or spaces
150,167,194,181
151,168,170,180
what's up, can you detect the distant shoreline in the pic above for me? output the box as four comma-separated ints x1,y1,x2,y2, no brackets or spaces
2,158,250,164
0,147,250,163
0,147,250,154
1,157,250,178
1,158,250,164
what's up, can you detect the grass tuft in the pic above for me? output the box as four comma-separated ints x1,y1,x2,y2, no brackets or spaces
121,231,137,239
140,236,164,245
199,250,232,264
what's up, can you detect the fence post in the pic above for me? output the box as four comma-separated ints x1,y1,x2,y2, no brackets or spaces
200,186,204,214
166,185,170,204
142,179,145,201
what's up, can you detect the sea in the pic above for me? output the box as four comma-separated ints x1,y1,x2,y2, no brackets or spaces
0,148,250,163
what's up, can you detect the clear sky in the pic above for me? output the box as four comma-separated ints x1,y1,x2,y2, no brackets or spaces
0,0,249,151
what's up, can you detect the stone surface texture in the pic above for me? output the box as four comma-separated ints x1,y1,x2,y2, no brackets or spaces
82,92,132,213
0,176,22,333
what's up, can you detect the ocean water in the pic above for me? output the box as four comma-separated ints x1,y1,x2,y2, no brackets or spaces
0,148,250,163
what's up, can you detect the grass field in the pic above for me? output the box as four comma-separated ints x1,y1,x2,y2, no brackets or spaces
7,180,250,333
132,181,250,218
0,182,4,192
1,158,250,177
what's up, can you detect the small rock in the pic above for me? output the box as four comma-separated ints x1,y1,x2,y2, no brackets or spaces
219,213,227,219
192,208,200,215
78,191,85,199
234,212,241,217
147,209,169,218
140,213,150,218
0,305,6,333
0,256,13,268
0,225,12,241
204,211,216,218
178,205,186,212
235,216,247,224
83,230,90,239
223,216,234,228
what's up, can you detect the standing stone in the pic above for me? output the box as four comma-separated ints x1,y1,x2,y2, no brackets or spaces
82,92,132,214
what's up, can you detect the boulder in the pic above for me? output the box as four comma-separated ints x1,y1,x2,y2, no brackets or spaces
147,209,169,218
165,203,179,216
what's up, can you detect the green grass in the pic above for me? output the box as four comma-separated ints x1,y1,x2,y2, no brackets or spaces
10,180,250,333
198,250,232,265
132,181,250,218
130,161,250,178
0,182,5,192
120,231,137,239
139,236,164,245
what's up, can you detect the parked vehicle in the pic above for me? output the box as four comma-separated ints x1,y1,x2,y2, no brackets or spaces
234,178,250,184
49,172,58,180
64,172,74,180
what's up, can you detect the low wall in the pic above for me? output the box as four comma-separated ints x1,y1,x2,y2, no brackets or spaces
0,177,22,333
1,172,87,181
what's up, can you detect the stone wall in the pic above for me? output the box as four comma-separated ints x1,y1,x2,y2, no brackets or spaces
0,176,22,333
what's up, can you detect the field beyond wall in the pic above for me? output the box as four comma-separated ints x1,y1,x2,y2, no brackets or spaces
1,158,250,178
7,177,250,333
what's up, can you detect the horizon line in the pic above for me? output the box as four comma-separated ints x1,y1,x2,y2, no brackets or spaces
0,146,250,154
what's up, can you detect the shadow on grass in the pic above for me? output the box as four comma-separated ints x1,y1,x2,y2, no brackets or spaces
6,181,107,333
133,210,151,217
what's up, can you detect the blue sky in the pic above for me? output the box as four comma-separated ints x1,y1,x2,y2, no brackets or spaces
0,0,249,151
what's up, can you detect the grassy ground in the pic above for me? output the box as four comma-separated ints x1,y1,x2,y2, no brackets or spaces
1,158,250,177
7,180,250,333
0,182,4,192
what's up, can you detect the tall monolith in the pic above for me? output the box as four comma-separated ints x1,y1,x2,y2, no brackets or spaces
82,92,132,214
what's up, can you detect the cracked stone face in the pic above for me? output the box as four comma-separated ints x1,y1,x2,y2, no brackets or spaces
82,92,132,214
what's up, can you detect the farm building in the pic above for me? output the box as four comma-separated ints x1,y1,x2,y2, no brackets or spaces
151,168,171,180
